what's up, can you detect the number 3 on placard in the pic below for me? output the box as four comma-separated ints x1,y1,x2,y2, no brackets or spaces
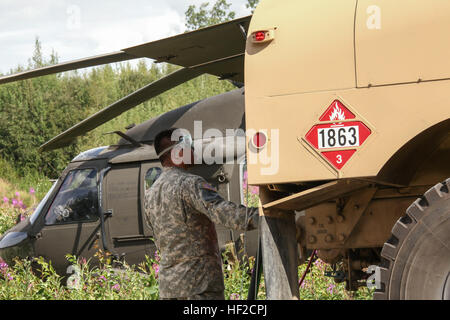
336,154,343,164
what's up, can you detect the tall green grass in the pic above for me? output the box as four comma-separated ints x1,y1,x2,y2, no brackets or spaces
0,157,52,200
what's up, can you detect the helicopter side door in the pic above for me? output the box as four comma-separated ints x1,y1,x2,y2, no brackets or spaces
33,160,106,275
103,162,155,264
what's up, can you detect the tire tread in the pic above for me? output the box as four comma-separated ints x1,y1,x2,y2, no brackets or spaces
375,179,450,300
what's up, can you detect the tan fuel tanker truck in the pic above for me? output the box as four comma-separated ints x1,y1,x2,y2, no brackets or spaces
245,0,450,300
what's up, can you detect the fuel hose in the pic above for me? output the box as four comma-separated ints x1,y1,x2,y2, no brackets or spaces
298,249,317,288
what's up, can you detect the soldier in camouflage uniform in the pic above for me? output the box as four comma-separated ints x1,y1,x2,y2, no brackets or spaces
144,128,259,300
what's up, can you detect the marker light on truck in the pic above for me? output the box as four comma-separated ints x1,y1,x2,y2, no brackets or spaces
252,132,267,149
254,31,266,42
251,29,276,44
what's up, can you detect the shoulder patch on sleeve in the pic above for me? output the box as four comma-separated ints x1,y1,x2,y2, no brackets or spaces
200,182,217,192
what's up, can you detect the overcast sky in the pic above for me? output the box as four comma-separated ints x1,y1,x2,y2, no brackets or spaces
0,0,252,74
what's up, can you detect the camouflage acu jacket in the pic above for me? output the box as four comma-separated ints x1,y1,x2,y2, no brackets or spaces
144,167,259,299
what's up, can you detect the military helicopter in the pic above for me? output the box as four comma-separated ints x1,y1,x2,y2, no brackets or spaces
0,16,260,277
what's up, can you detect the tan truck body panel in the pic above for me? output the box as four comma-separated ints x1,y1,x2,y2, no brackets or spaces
245,0,450,186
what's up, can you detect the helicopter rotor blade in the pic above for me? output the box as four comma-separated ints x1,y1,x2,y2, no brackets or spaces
0,16,251,85
39,53,244,152
0,51,136,85
39,67,202,152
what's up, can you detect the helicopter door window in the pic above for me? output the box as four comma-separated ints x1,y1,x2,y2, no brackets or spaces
144,167,162,190
45,168,99,225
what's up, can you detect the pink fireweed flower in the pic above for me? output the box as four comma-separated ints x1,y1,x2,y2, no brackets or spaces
97,275,106,287
11,199,18,207
250,186,259,195
3,197,8,204
154,251,160,262
314,259,323,267
313,259,326,272
6,273,13,281
230,293,240,300
29,188,35,195
15,192,20,198
300,280,307,289
152,263,160,278
242,171,248,188
112,284,120,292
0,261,8,272
327,283,336,295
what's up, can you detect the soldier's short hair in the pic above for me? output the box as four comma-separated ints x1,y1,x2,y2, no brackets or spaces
154,128,178,159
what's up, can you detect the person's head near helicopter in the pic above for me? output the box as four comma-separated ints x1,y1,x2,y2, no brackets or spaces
154,128,195,170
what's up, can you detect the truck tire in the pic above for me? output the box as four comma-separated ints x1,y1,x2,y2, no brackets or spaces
374,178,450,300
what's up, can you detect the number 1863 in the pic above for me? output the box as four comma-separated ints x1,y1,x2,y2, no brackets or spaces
318,126,360,149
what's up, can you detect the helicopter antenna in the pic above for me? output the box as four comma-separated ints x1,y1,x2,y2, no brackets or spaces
104,131,142,148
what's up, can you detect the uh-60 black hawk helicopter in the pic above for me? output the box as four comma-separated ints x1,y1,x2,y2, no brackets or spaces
0,16,263,282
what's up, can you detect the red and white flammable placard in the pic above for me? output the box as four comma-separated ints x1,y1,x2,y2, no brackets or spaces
305,100,371,170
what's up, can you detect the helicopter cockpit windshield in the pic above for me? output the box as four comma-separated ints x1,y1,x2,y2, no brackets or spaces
45,169,98,225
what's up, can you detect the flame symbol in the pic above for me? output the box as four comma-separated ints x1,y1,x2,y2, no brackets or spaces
329,102,346,121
